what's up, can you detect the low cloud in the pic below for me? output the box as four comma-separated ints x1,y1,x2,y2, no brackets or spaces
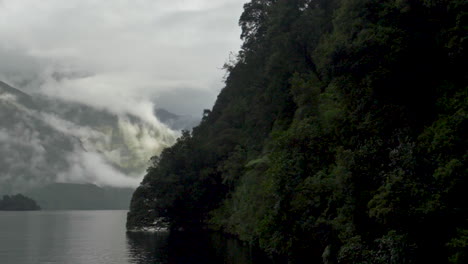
39,110,178,175
0,126,56,193
1,87,177,192
0,92,17,102
0,0,246,191
40,112,109,142
0,0,245,117
56,149,142,188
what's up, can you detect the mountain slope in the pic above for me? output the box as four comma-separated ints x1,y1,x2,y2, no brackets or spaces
0,81,177,194
128,0,467,263
0,81,77,194
154,108,200,131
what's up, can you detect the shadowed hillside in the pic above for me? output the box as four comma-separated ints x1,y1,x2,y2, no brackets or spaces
130,0,466,262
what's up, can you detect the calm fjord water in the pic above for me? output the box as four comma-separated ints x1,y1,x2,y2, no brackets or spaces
0,210,271,264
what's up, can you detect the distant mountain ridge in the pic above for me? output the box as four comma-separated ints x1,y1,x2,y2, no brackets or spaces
26,183,134,210
154,108,200,131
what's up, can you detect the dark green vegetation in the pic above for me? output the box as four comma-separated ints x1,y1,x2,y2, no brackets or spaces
128,0,467,263
127,231,273,264
0,194,41,211
26,183,134,210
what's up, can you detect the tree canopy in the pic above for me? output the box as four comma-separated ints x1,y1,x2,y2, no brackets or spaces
0,194,41,211
128,0,467,262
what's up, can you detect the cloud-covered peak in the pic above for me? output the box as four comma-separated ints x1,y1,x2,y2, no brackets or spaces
0,0,245,117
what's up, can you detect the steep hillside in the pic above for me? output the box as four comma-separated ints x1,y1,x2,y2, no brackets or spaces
128,0,466,263
0,81,78,193
0,81,177,194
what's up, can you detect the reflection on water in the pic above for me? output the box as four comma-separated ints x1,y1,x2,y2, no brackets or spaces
0,211,130,264
126,231,169,263
0,211,273,264
126,231,273,264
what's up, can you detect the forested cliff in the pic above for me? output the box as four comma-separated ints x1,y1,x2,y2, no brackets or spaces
127,0,467,262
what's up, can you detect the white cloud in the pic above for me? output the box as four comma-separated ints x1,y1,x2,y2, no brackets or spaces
39,108,178,178
0,0,247,190
0,0,246,116
40,112,108,141
0,92,17,102
56,149,142,188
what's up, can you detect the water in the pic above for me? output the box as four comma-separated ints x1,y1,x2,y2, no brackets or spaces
0,210,272,264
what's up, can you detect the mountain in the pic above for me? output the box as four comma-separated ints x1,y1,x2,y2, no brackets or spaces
0,81,78,194
154,108,200,131
26,183,134,210
127,0,467,263
32,95,177,175
0,81,177,195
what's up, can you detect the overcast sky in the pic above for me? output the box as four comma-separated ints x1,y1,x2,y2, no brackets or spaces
0,0,246,116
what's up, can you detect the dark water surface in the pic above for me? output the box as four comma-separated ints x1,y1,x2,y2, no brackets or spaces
0,210,272,264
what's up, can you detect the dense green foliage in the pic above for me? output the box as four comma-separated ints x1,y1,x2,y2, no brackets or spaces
0,194,41,211
128,0,467,262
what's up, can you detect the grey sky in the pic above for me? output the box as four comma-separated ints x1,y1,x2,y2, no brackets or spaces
0,0,246,117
